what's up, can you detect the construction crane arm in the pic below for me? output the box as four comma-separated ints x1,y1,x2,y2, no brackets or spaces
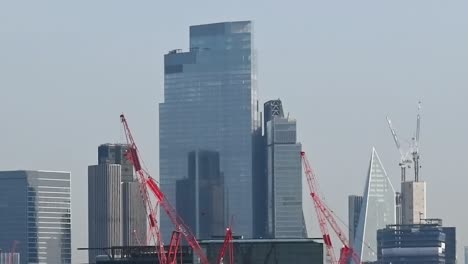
386,117,404,159
121,114,210,264
120,114,166,264
301,152,361,264
146,177,210,264
415,102,421,149
216,227,234,264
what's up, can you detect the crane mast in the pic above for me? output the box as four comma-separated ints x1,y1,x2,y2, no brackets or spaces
386,117,411,182
301,151,361,264
413,102,421,182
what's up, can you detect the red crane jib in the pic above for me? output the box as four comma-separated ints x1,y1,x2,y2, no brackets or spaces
301,151,362,264
147,177,164,201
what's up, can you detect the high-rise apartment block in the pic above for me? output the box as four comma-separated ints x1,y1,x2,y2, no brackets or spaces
0,170,72,264
88,144,146,264
348,195,363,249
176,150,225,239
160,21,260,239
264,101,303,238
354,148,395,263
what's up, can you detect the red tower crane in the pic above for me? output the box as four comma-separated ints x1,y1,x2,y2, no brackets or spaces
120,114,210,264
300,151,361,264
120,114,166,264
216,227,234,264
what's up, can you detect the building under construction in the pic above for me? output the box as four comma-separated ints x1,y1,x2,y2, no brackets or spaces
377,219,456,264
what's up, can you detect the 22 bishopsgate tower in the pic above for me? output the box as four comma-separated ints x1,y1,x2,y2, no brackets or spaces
159,21,260,239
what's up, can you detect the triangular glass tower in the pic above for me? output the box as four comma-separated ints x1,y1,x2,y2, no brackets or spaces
353,148,395,263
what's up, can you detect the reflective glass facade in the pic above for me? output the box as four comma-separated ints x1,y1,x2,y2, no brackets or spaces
348,195,363,250
160,21,260,239
266,115,303,238
354,148,395,263
377,221,453,264
0,170,71,264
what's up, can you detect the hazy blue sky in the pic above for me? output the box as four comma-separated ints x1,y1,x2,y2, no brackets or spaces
1,1,467,262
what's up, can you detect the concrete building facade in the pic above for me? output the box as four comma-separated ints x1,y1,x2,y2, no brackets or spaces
160,21,260,239
88,144,146,263
401,181,426,224
0,170,71,264
88,164,122,263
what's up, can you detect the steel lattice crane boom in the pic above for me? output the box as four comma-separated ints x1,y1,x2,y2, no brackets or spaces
120,114,166,264
386,117,412,182
301,151,361,264
216,227,234,264
167,231,182,264
386,101,422,182
120,114,210,264
146,177,210,264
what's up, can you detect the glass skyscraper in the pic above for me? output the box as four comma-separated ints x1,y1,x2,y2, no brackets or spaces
0,170,71,264
160,21,260,239
264,100,304,238
353,148,395,263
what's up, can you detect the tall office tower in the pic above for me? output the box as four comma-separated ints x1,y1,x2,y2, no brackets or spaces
160,21,260,239
0,170,72,264
253,99,284,238
264,101,303,238
354,148,396,263
88,144,146,263
395,192,402,224
401,181,426,224
88,164,122,263
97,144,146,246
176,150,225,239
348,195,363,249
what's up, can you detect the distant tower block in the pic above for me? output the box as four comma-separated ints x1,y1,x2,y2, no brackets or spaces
401,181,426,224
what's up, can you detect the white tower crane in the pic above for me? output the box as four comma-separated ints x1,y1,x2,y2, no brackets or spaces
386,117,412,182
386,101,422,182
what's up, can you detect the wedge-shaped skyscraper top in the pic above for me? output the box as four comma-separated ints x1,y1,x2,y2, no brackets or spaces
353,148,395,263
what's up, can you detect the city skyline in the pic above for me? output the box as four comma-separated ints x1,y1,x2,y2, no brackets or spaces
0,1,467,262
